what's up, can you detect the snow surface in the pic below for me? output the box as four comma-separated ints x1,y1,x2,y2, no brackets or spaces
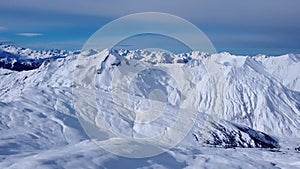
0,45,300,168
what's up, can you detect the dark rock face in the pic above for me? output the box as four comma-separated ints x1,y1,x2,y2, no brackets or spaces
231,123,280,149
197,121,280,149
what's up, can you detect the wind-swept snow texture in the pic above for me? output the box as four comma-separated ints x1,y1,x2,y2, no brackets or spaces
0,45,300,168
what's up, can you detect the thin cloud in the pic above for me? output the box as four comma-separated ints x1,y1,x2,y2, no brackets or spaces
17,33,43,37
0,26,7,30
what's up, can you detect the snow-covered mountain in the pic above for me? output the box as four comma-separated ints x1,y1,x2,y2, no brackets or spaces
0,45,79,71
1,44,300,168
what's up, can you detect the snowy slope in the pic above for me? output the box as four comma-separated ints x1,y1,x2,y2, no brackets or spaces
0,45,300,168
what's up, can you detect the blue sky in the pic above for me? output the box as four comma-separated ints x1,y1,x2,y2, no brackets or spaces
0,0,299,55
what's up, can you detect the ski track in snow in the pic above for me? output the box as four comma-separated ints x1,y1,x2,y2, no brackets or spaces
0,45,300,168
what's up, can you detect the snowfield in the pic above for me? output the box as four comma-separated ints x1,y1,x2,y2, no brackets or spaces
0,45,300,168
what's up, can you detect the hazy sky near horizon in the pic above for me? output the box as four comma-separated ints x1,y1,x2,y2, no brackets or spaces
0,0,299,55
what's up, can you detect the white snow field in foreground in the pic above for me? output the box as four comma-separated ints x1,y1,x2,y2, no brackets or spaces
0,45,300,168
